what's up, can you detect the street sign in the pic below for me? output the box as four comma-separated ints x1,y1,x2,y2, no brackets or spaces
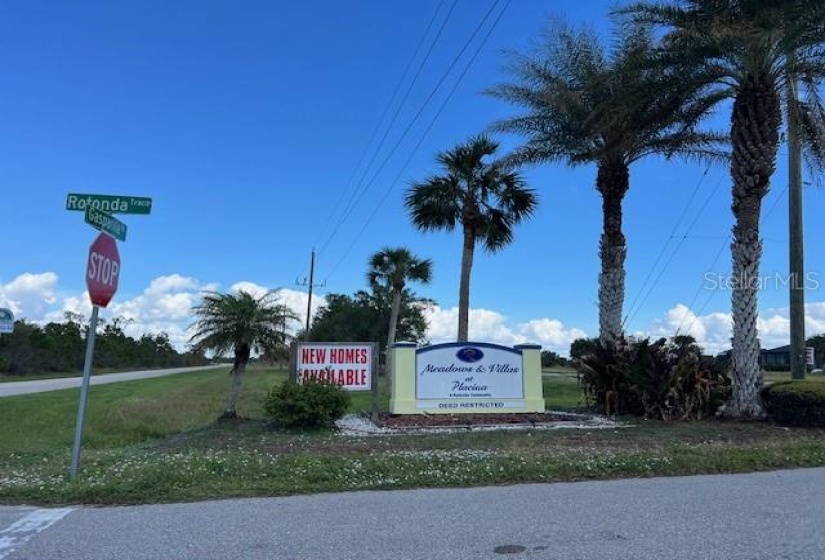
84,206,127,242
86,233,120,307
66,193,152,215
0,308,13,334
84,206,126,241
806,346,815,366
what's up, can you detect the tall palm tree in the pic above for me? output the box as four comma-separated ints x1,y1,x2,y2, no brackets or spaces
367,247,433,353
622,0,825,418
367,247,432,391
405,135,538,342
488,20,724,347
189,289,298,419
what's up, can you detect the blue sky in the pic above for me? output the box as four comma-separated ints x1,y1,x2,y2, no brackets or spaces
1,0,823,355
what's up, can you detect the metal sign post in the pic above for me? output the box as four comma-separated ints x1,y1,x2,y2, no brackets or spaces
70,306,99,478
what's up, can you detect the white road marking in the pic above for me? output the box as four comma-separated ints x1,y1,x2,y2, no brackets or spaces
0,508,74,559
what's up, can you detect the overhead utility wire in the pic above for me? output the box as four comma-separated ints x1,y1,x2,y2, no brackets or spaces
624,170,725,329
321,0,459,255
320,0,505,268
622,166,710,329
324,0,513,282
311,0,446,253
677,183,789,338
683,91,810,342
674,234,729,336
315,0,458,257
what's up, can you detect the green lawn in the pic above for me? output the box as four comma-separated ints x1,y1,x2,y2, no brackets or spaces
0,366,285,454
1,366,823,506
0,366,581,456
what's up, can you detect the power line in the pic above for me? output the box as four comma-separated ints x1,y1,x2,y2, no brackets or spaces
623,166,710,328
675,234,728,337
312,1,448,254
315,0,459,257
319,0,505,268
324,0,513,282
676,183,789,338
624,167,724,329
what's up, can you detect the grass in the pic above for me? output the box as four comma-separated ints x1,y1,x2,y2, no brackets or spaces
1,366,824,506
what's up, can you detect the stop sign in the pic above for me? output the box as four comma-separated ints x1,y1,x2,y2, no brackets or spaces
86,233,120,307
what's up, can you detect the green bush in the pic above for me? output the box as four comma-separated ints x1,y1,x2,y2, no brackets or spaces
761,381,825,427
576,336,730,420
264,379,351,428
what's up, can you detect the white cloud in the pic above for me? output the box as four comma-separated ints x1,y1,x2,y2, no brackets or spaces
280,289,326,331
229,281,326,332
47,296,93,324
229,281,269,299
423,305,588,355
0,272,59,317
104,274,214,348
145,274,201,297
645,304,733,354
518,318,588,348
645,301,825,355
12,269,824,359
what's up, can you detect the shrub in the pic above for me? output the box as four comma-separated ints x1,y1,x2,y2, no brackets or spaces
576,336,730,420
761,381,825,428
264,379,351,428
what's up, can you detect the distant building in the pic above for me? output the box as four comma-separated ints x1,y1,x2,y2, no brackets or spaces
759,345,791,369
717,345,795,369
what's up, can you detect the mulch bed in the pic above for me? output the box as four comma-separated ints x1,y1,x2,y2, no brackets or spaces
378,411,590,429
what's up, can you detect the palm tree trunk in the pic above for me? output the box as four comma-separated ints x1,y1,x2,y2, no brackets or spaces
596,161,629,347
385,289,402,394
721,79,780,419
458,225,475,342
224,343,251,419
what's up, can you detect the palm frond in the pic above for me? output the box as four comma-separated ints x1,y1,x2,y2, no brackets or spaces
189,289,297,358
404,177,462,232
797,78,825,181
366,247,432,291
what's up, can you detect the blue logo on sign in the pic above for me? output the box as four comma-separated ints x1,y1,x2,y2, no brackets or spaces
456,347,484,363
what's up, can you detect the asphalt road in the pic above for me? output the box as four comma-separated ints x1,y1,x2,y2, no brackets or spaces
2,468,824,559
0,365,227,398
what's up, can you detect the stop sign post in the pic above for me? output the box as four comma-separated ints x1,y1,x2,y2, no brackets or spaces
71,232,122,478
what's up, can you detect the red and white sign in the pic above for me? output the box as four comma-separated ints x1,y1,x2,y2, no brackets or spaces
86,233,120,308
295,343,373,391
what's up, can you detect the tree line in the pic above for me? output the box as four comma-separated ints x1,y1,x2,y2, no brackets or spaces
0,313,208,376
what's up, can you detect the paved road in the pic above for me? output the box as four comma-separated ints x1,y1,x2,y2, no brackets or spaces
2,468,823,559
0,365,227,398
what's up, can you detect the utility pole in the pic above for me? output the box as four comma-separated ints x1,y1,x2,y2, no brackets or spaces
787,62,806,380
296,249,325,340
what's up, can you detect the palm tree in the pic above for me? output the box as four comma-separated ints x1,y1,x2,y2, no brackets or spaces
367,247,432,391
367,247,432,352
621,0,825,417
190,289,298,419
405,135,538,342
488,20,724,347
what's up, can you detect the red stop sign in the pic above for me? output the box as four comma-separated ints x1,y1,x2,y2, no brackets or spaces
86,233,121,308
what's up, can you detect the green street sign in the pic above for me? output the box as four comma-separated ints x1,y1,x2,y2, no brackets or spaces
84,206,127,242
66,193,152,215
